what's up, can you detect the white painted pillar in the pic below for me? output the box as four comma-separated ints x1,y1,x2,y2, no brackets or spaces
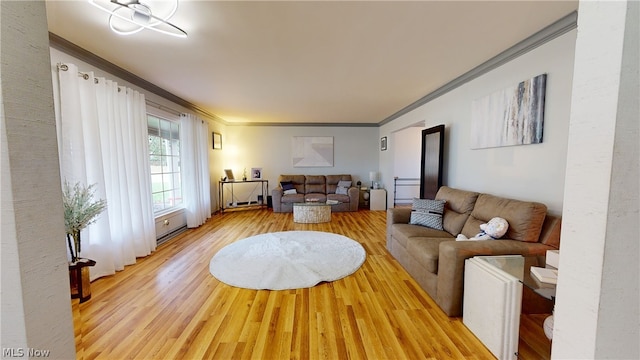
1,1,76,358
553,0,639,359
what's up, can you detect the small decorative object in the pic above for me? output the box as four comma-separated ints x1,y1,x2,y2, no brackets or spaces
456,217,509,241
212,132,222,150
381,136,387,151
251,167,262,180
242,168,248,181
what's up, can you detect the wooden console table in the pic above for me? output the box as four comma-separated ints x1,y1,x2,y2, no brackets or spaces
218,180,269,213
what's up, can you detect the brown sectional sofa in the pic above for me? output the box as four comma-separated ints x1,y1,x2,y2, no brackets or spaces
386,186,561,317
272,174,359,212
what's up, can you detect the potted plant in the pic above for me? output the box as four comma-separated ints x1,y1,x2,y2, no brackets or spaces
62,180,106,302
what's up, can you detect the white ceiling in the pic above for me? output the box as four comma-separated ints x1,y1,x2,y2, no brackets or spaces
45,0,578,124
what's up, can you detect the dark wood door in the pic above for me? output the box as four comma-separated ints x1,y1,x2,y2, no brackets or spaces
420,124,445,199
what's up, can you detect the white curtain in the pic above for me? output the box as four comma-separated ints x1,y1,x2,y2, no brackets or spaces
53,63,156,280
180,113,211,227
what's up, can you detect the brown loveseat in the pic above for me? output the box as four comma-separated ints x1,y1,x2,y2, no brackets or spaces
272,175,359,213
386,186,561,317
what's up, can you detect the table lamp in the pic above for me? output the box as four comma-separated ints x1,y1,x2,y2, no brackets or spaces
369,171,378,189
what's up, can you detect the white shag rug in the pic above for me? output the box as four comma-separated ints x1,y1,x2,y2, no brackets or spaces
209,231,366,290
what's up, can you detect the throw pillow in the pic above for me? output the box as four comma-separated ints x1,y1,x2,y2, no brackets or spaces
409,198,446,230
335,186,348,195
337,180,352,188
281,181,295,191
283,188,297,195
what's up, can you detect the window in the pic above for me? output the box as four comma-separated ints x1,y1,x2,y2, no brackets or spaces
148,114,182,213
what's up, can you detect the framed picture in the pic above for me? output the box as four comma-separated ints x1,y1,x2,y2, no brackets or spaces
292,136,334,167
224,169,234,181
212,132,222,150
471,74,546,149
251,167,262,180
381,136,387,151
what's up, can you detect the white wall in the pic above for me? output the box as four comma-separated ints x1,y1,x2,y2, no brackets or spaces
222,125,379,203
380,30,577,215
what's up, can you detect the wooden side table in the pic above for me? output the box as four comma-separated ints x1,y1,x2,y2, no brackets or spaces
69,259,96,303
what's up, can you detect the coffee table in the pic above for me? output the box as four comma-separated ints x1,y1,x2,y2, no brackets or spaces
293,201,341,223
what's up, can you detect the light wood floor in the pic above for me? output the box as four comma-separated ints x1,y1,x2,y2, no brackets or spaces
72,209,550,360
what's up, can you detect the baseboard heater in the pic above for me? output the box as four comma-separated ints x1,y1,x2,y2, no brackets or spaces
156,225,187,246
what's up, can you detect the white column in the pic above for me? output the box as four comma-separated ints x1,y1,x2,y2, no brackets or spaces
1,1,76,358
553,1,639,359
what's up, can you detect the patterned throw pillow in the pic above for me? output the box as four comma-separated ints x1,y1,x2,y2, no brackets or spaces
283,188,297,195
281,181,295,191
337,180,352,188
409,198,446,230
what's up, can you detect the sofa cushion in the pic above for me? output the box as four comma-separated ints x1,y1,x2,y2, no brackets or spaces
390,223,452,248
435,186,479,236
409,198,446,230
461,194,547,242
327,193,350,203
406,237,453,274
305,175,326,194
281,193,305,203
305,193,327,202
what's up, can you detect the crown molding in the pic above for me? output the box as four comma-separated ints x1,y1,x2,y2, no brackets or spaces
379,11,578,126
48,32,227,124
225,122,376,127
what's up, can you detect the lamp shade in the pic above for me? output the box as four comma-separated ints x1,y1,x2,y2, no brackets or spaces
369,171,378,182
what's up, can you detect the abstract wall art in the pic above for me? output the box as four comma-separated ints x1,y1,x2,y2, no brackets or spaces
471,74,547,149
292,136,334,167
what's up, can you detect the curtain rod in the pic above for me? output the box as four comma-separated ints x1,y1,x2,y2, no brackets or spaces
146,99,184,117
57,62,184,115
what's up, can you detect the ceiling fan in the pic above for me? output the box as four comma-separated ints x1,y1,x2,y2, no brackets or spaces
88,0,187,38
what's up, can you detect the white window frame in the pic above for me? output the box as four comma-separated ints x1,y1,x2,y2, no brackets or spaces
147,107,183,215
